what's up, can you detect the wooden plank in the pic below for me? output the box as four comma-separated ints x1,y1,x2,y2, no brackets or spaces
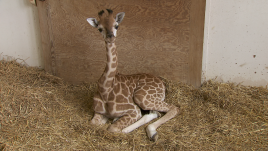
47,0,106,84
36,0,56,75
117,0,191,83
188,0,206,87
37,0,206,85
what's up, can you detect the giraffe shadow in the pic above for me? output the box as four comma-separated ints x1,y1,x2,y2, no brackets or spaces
62,83,97,118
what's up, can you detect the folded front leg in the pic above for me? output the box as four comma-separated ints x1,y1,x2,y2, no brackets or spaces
108,112,142,133
122,111,160,133
90,113,109,125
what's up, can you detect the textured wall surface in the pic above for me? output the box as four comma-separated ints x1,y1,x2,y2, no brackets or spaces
203,0,268,87
2,1,267,87
37,0,205,86
0,0,43,67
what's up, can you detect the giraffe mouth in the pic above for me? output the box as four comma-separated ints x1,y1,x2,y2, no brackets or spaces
105,37,116,43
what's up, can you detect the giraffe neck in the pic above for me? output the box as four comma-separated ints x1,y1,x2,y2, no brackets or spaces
98,42,118,95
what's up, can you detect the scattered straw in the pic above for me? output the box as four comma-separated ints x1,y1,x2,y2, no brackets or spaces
0,60,267,150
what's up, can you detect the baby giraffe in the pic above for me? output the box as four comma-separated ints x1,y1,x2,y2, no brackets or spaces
87,9,180,141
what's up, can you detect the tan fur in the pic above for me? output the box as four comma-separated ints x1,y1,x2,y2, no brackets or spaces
88,10,180,141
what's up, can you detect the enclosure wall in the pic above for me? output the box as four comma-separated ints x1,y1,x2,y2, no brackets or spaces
203,0,268,87
36,0,205,87
1,1,268,87
0,0,43,67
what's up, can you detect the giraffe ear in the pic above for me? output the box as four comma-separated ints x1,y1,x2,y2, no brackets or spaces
115,12,125,24
87,18,98,28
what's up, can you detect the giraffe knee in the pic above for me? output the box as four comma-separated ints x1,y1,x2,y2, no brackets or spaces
90,113,108,125
107,124,121,133
170,105,180,115
137,103,147,111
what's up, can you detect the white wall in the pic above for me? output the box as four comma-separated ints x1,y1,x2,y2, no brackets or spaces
203,0,268,87
0,0,43,67
1,0,267,87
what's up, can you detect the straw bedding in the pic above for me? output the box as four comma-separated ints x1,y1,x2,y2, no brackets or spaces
0,60,267,150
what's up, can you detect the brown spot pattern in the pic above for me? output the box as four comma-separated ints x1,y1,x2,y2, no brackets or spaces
90,9,180,136
148,90,156,94
116,104,135,111
116,95,128,103
108,70,116,78
111,63,117,68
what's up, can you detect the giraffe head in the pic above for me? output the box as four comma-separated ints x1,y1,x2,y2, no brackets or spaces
87,9,125,43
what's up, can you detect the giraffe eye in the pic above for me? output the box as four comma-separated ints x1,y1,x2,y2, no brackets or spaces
115,25,119,30
98,28,103,32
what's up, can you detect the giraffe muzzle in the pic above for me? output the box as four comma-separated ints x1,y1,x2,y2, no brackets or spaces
105,36,116,43
107,33,114,38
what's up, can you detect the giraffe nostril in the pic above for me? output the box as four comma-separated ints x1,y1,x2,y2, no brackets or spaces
107,31,114,38
107,34,114,38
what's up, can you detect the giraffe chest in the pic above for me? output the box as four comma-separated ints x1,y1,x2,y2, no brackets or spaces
103,100,137,118
93,75,141,118
93,87,136,118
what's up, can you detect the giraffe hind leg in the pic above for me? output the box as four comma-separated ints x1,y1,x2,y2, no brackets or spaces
134,93,180,141
122,110,161,133
146,105,180,141
107,110,142,133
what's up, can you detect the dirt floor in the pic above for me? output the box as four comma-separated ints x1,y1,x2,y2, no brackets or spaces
0,60,267,150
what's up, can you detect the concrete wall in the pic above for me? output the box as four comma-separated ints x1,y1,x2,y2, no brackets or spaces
0,0,43,67
203,0,268,87
1,0,267,87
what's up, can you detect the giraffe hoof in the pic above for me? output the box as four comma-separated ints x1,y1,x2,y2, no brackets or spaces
151,110,161,118
146,125,158,141
113,117,119,123
108,124,121,133
151,132,158,142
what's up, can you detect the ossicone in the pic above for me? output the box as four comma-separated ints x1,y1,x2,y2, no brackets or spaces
106,9,113,14
98,10,105,16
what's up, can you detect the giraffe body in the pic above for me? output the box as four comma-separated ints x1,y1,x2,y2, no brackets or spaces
87,9,180,141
